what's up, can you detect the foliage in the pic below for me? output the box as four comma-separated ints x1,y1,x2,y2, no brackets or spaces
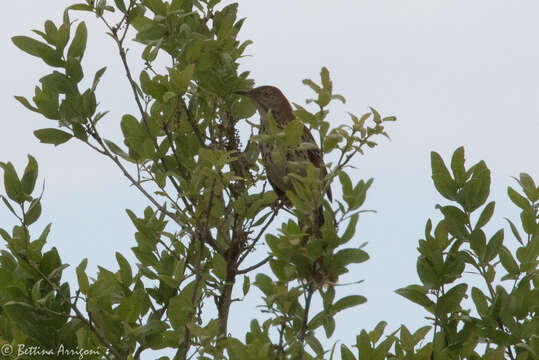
1,0,537,359
3,0,394,359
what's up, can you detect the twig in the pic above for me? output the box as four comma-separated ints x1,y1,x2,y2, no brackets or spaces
85,122,192,234
182,99,207,148
298,284,314,359
236,209,278,267
237,255,270,275
102,17,186,198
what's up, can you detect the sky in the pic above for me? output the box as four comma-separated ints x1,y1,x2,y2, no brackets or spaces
1,0,538,358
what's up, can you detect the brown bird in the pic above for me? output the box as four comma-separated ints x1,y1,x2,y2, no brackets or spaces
236,86,332,235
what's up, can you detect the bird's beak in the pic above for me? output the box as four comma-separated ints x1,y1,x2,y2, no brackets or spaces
234,90,251,97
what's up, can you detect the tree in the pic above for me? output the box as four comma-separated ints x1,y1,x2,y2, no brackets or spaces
1,0,537,359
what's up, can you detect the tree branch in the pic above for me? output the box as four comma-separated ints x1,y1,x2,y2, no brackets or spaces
237,255,271,275
84,122,192,234
298,284,314,359
236,209,278,267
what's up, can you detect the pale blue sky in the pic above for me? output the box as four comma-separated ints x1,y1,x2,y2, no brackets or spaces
1,1,538,358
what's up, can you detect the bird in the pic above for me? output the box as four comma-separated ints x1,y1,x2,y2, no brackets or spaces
235,85,332,239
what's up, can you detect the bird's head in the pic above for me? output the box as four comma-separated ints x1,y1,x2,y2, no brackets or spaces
235,85,289,113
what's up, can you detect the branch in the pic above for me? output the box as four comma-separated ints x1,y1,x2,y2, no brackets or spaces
85,122,192,234
298,284,314,358
236,209,278,267
237,255,271,275
182,99,207,148
102,17,186,198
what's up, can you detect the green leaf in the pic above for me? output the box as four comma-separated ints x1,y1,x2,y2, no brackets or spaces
437,283,467,314
369,321,387,343
370,107,382,123
21,155,39,195
519,172,538,201
475,201,495,230
143,0,167,15
395,285,434,311
1,195,18,218
43,20,58,45
504,217,523,245
40,247,62,277
339,171,353,200
470,229,486,257
460,160,490,212
335,248,369,266
450,146,466,186
231,94,257,119
302,79,322,94
340,344,355,360
72,123,88,141
67,4,94,12
471,287,489,316
169,64,195,94
242,275,250,296
322,286,336,310
400,325,414,351
254,273,274,296
226,338,250,360
498,246,519,274
76,258,89,293
31,279,43,305
439,205,468,240
33,86,60,119
413,326,431,345
56,20,70,53
140,70,167,99
349,178,372,210
14,96,40,113
507,187,530,211
283,120,304,147
93,111,109,124
34,128,73,146
306,333,324,355
323,131,342,153
340,213,359,244
66,57,83,83
416,256,440,289
520,210,536,235
169,281,197,329
104,139,129,159
25,199,42,225
37,223,52,245
356,330,374,359
114,0,127,12
431,151,457,200
212,253,227,280
12,36,63,66
1,162,25,203
40,71,76,94
116,252,132,285
95,0,107,17
92,66,107,91
332,94,346,103
484,229,503,262
332,295,367,312
320,67,332,92
82,89,97,117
